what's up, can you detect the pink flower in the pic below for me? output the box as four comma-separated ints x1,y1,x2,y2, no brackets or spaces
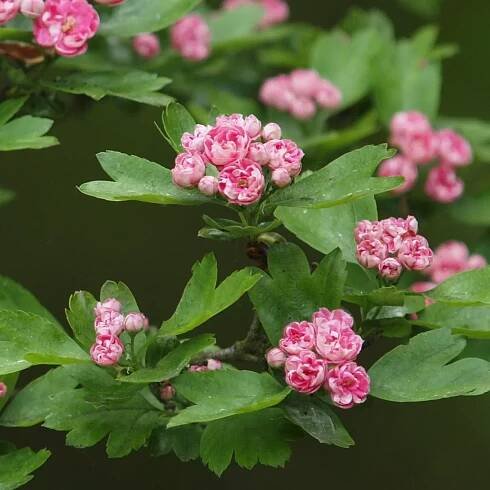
90,334,124,366
378,155,418,195
284,350,326,394
279,321,316,355
354,220,383,242
289,69,322,98
312,308,354,330
398,235,433,271
218,159,265,206
398,130,437,165
326,362,370,409
266,347,287,368
132,33,160,59
436,129,472,167
356,238,388,268
390,111,432,148
94,309,125,336
170,14,211,62
181,124,212,154
410,281,436,293
315,79,342,109
289,97,316,120
159,383,175,401
204,123,251,166
425,165,464,203
124,312,149,333
172,152,206,188
247,142,270,166
259,75,295,111
271,168,291,188
0,382,7,398
33,0,99,57
207,359,223,371
379,217,414,253
198,176,219,196
93,0,124,5
265,139,304,177
94,298,122,316
0,0,20,25
20,0,43,18
378,257,403,281
217,114,262,139
467,254,487,270
262,122,282,141
315,321,363,364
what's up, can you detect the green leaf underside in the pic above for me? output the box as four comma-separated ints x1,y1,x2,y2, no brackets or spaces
200,408,295,476
168,370,291,427
369,328,490,402
0,446,50,490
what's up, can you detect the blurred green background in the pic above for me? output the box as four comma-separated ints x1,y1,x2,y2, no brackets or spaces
2,0,489,488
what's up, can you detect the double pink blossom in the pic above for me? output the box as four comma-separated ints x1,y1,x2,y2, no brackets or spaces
132,33,160,59
285,350,326,394
378,257,403,281
397,235,434,271
90,334,124,366
315,319,363,364
20,0,43,18
390,111,432,147
356,239,388,269
171,152,206,188
170,14,211,62
33,0,99,57
436,129,472,167
425,165,464,203
222,0,289,28
204,123,251,166
378,155,418,195
0,0,20,25
326,362,370,409
265,139,304,177
94,309,125,336
279,321,316,355
218,159,265,205
181,124,212,154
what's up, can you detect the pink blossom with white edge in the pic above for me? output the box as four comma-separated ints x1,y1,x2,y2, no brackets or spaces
315,321,363,364
436,129,472,167
279,321,316,355
261,122,282,141
33,0,100,57
132,33,160,59
390,111,432,148
124,312,149,333
0,0,20,25
204,122,251,167
181,124,212,154
94,298,122,316
312,308,354,331
425,165,464,203
378,257,403,281
172,152,206,188
271,168,292,188
94,309,125,336
247,142,270,166
284,350,326,394
354,220,383,242
266,347,287,368
198,176,219,196
378,155,418,195
20,0,43,18
397,235,433,271
90,334,124,366
170,14,211,62
0,382,7,398
356,238,388,269
326,362,370,409
218,159,265,206
265,139,304,177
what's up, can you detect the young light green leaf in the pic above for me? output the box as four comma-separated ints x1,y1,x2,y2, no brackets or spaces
200,408,295,476
66,291,97,350
162,103,196,152
168,370,290,427
369,328,490,402
0,115,58,151
0,96,28,126
150,425,202,462
79,151,212,206
161,254,262,336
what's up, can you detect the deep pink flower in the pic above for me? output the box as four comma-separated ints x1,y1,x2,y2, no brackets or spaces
0,382,7,398
279,321,316,355
218,159,265,205
172,152,206,188
181,124,212,154
247,142,270,166
20,0,43,18
94,309,125,336
204,123,251,166
390,111,432,148
132,33,160,59
356,238,388,269
262,122,282,141
198,176,219,196
378,155,418,195
312,308,354,331
159,383,175,401
398,235,433,271
170,14,211,62
33,0,99,57
94,298,122,316
266,347,287,368
216,114,262,139
124,312,149,333
271,167,291,188
425,165,464,203
378,257,403,281
315,79,342,109
0,0,20,25
315,321,363,364
90,334,124,366
326,362,370,409
285,350,326,394
398,130,437,165
436,129,472,167
265,139,303,176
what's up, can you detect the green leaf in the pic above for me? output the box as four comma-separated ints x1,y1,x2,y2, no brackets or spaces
66,291,97,350
199,215,281,241
0,373,18,412
0,97,28,126
42,71,172,107
428,268,490,305
0,115,58,151
345,287,406,309
100,0,201,37
168,370,290,427
79,151,212,206
120,334,216,383
276,196,377,262
150,425,202,462
451,192,490,226
282,393,354,448
100,280,139,314
200,408,294,476
162,103,196,153
398,0,443,17
0,311,89,375
161,254,262,336
0,188,15,206
369,328,490,402
249,243,347,344
0,445,50,490
263,145,401,212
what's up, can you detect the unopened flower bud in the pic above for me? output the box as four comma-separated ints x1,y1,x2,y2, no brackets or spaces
20,0,44,18
198,176,219,196
266,347,286,368
271,168,292,188
124,312,149,333
262,122,282,141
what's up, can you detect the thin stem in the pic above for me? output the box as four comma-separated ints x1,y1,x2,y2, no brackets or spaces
238,211,248,226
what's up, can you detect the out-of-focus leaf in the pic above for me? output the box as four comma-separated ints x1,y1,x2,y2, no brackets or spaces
451,192,490,226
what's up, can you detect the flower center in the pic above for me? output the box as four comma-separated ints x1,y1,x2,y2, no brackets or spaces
62,16,76,33
237,177,248,188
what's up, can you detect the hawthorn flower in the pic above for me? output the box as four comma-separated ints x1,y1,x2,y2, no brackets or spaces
266,347,287,368
204,123,251,167
326,362,370,409
390,111,432,147
397,235,434,271
262,122,282,141
20,0,43,18
198,176,219,196
378,257,403,281
425,165,464,203
378,155,418,195
90,334,124,366
285,350,326,394
436,129,472,167
279,321,316,355
124,312,149,333
94,309,125,336
315,320,363,364
265,139,304,177
132,33,160,59
170,14,211,62
0,0,20,25
94,298,121,316
356,238,388,269
171,152,206,188
217,159,265,205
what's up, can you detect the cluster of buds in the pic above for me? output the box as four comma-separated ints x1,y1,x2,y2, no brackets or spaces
172,114,304,205
378,111,472,202
170,14,211,62
354,216,433,281
90,298,149,367
267,308,370,409
222,0,289,29
0,382,7,398
260,69,342,120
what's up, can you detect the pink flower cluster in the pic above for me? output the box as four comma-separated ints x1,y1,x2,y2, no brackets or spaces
170,14,211,62
188,358,223,373
266,308,370,409
90,298,149,367
378,111,472,202
0,382,7,398
354,216,433,280
132,33,160,59
222,0,289,29
172,115,304,205
260,69,342,120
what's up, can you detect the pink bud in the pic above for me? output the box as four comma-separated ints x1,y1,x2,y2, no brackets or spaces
207,359,222,371
172,152,206,188
266,347,287,368
244,114,262,139
198,176,219,196
159,383,175,401
94,298,122,316
247,142,269,166
132,33,160,59
20,0,44,18
0,0,20,25
271,167,292,188
124,312,149,333
378,258,403,281
0,382,7,398
262,122,282,141
90,334,124,366
290,97,316,120
467,254,487,270
425,165,464,203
